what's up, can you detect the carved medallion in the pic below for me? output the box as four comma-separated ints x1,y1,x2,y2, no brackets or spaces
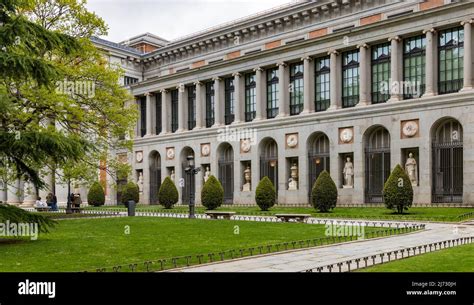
135,151,143,163
240,139,251,153
286,133,298,149
402,121,418,137
166,147,175,160
339,127,354,144
201,143,210,157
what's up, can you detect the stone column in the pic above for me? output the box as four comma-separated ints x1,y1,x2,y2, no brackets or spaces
423,28,437,97
461,20,473,91
357,43,370,106
0,180,7,202
212,77,223,127
144,93,153,136
276,62,288,117
388,36,402,102
177,84,186,132
302,56,314,114
328,50,340,110
254,67,265,120
161,89,170,134
194,81,204,129
232,72,243,124
7,179,21,206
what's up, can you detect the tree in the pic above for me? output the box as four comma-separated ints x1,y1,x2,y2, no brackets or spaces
158,177,178,209
121,182,139,206
87,181,105,207
255,176,276,211
383,164,413,214
201,175,224,210
1,0,136,196
311,171,337,212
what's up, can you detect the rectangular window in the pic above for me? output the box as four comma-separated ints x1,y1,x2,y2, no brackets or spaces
403,35,426,99
155,92,162,135
439,27,464,94
342,50,360,108
245,73,256,122
187,86,196,130
140,96,146,137
266,68,279,119
315,56,330,112
224,77,235,125
371,42,391,104
170,89,178,133
289,62,304,115
205,82,215,128
124,76,139,86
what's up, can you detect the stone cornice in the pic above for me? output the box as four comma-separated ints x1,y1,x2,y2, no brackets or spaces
130,1,473,93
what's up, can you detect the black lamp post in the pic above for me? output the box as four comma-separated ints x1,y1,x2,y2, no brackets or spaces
184,155,200,219
66,178,72,214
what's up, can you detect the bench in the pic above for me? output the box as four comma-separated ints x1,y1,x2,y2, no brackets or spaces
275,213,311,223
34,206,51,212
70,207,83,214
204,211,236,220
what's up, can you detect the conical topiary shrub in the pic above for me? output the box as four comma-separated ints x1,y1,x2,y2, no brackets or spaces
201,175,224,210
158,176,179,209
255,176,276,211
383,164,413,214
121,182,139,206
311,170,337,212
87,181,105,207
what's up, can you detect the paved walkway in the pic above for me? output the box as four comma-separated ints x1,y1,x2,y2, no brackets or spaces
176,221,474,272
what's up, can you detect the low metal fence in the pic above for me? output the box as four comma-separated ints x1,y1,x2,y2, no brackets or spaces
302,236,474,273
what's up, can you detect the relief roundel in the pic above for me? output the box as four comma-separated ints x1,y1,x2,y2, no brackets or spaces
340,128,353,143
241,139,251,153
402,121,418,137
166,148,175,160
286,134,298,148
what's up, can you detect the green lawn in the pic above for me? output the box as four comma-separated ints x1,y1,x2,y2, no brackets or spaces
359,243,474,272
84,205,474,222
0,217,382,272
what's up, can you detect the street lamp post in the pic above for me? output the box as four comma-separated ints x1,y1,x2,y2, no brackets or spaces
184,155,200,219
66,178,72,214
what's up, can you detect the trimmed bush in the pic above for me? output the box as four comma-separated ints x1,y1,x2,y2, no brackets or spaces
121,182,139,206
311,170,337,212
255,176,276,211
158,177,179,209
201,175,224,210
87,181,105,207
383,164,413,214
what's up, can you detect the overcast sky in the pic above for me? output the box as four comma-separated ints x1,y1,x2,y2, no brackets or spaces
85,0,293,43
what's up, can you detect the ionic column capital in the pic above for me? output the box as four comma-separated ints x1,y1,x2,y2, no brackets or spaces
160,89,168,94
301,56,312,61
193,81,202,86
327,49,339,56
357,43,369,49
276,62,287,67
461,19,473,26
232,72,242,77
144,92,153,97
422,28,437,35
388,36,401,42
253,67,264,72
212,76,222,82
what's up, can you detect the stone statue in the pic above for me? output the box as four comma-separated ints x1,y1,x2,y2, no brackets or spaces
288,163,298,190
405,153,418,186
137,172,144,193
343,157,354,188
170,170,175,182
242,166,251,192
21,179,36,207
204,167,210,183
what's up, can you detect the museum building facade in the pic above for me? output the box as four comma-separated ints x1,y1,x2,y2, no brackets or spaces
3,0,468,207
